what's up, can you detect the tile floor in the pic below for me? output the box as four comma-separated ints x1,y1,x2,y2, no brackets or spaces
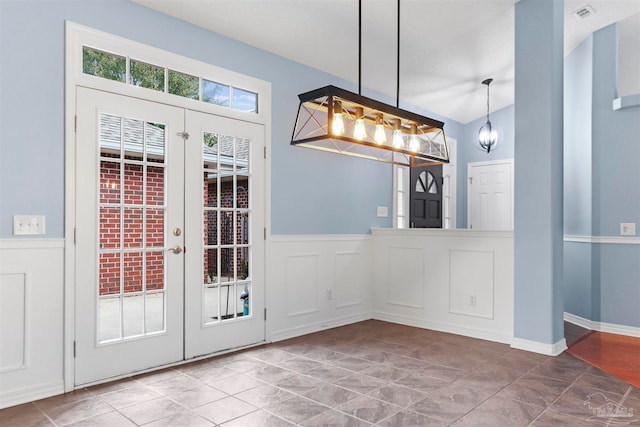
2,320,639,426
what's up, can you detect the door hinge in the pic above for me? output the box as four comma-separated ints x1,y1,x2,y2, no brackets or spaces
264,227,266,240
469,177,473,184
264,146,267,159
74,115,77,133
73,228,76,245
264,308,267,321
177,131,190,140
73,341,76,358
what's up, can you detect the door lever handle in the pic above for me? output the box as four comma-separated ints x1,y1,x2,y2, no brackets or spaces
167,245,183,254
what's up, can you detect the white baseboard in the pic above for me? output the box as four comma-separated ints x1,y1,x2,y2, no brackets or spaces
373,311,513,345
0,381,64,409
511,337,567,356
564,312,640,338
269,312,372,343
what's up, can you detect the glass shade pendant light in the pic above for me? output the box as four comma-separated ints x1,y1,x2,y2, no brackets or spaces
331,100,345,135
374,114,387,144
473,78,502,153
392,119,404,148
354,107,367,140
409,123,420,152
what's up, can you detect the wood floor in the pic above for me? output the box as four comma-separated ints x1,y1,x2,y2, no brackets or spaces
567,331,640,389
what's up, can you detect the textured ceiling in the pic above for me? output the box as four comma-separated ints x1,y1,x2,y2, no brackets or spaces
134,0,640,123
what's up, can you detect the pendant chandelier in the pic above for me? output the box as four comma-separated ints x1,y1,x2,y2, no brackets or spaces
290,0,449,167
473,78,502,153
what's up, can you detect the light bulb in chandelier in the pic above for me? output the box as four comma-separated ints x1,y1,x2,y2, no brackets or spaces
409,124,420,152
392,119,404,148
374,114,387,144
331,100,345,135
354,107,366,140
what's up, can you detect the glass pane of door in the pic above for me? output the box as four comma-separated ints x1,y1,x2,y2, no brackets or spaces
202,132,252,324
98,115,168,342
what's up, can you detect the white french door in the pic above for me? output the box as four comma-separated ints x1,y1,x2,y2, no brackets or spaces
75,87,265,385
184,110,265,359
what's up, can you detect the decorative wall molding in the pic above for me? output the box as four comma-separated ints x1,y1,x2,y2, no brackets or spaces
0,381,64,410
613,93,640,111
373,311,512,345
564,235,640,245
0,272,28,373
285,253,319,317
267,235,373,343
0,244,64,409
372,230,514,346
387,246,424,309
448,249,494,319
271,234,373,243
564,312,640,338
372,228,513,239
510,337,567,356
334,251,364,309
270,312,372,343
0,239,65,249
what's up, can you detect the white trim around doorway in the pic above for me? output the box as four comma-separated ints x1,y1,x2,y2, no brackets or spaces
64,22,272,392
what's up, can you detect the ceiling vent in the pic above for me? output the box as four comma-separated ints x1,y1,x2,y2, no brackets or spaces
573,4,595,19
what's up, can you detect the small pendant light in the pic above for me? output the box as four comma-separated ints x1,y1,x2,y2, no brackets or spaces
474,78,502,153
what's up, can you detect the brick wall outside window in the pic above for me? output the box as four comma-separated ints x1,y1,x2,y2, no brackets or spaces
99,161,165,295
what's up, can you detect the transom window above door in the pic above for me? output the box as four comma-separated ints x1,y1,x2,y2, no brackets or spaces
82,46,258,113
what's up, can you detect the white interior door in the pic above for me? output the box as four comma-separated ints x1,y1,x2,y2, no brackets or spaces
184,111,265,359
467,160,513,230
75,88,185,385
75,88,266,385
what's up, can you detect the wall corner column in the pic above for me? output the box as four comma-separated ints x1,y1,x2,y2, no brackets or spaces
513,0,565,354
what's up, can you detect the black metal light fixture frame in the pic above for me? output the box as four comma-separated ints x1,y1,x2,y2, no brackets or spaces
474,78,501,153
290,0,449,167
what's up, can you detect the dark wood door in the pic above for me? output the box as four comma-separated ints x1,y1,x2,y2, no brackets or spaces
410,165,443,228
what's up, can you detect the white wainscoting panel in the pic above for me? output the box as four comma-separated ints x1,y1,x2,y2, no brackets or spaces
387,247,424,309
268,235,373,342
285,254,319,316
372,228,514,344
334,251,364,309
0,273,28,372
449,250,494,319
0,239,65,409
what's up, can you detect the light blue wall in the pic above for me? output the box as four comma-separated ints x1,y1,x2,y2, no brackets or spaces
590,24,640,328
0,0,462,238
562,23,640,329
563,36,593,237
592,25,640,237
562,36,593,321
513,0,565,345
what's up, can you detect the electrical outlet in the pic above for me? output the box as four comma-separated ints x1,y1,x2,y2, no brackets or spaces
469,294,477,306
377,206,389,218
620,223,636,236
13,215,46,235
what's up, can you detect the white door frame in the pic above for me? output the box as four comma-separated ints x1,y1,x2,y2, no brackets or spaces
467,159,514,230
394,138,457,229
64,22,272,391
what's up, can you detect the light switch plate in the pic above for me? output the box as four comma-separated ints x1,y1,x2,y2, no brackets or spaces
620,222,636,236
13,215,46,235
377,206,389,218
